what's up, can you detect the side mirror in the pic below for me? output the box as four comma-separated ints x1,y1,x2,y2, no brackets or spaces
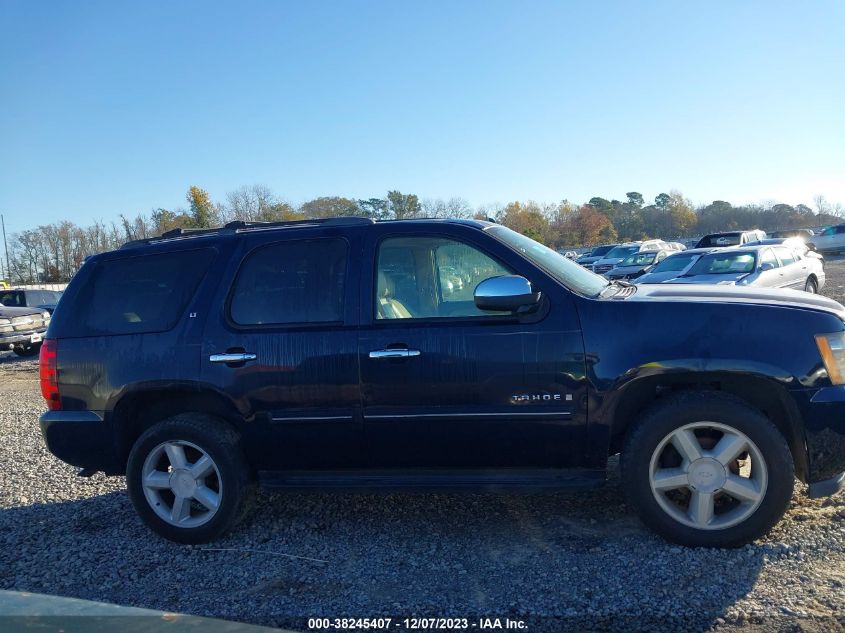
474,275,541,312
760,262,775,272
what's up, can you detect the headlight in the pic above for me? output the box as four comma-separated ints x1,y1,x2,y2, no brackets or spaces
42,312,51,320
815,332,845,384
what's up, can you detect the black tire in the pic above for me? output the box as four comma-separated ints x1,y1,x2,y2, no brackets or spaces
13,343,41,357
126,413,254,544
804,276,818,294
621,391,794,548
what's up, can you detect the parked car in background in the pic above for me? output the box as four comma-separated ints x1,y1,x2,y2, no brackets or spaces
695,230,767,248
665,245,825,293
747,238,824,262
809,225,845,255
634,248,720,285
37,217,845,549
576,244,617,268
0,304,51,356
665,242,687,251
770,229,814,240
604,249,673,281
0,289,63,314
591,239,669,275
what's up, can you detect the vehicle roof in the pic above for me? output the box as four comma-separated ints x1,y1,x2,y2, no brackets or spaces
118,217,496,252
699,230,761,237
745,238,806,247
698,245,772,256
665,247,721,255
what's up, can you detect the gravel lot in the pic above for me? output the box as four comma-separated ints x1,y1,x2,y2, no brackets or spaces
3,262,845,632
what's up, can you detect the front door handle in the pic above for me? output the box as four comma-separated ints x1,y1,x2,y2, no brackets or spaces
369,349,421,359
209,352,257,363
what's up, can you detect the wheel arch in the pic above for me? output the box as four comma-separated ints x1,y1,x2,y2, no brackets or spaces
108,383,244,475
606,371,809,482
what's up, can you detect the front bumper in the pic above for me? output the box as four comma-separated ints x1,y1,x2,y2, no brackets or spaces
0,329,45,348
39,410,117,473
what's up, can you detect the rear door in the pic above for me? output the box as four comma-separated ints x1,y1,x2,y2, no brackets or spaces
772,246,802,289
201,228,363,470
359,223,589,468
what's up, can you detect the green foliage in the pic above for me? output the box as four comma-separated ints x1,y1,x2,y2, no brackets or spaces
387,191,421,219
187,185,216,228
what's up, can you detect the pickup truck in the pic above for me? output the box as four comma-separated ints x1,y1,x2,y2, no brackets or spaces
0,305,50,356
38,218,845,547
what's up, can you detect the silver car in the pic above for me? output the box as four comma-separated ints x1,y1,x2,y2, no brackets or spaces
634,248,720,284
662,245,825,293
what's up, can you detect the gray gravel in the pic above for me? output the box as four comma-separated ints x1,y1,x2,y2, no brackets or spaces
3,260,845,632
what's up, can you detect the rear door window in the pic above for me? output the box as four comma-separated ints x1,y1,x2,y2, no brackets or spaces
229,238,348,326
773,247,795,266
79,249,215,335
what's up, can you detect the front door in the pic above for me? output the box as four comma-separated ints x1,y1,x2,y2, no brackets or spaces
359,224,589,468
202,229,363,469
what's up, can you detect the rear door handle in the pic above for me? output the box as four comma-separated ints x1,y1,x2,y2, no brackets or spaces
369,349,421,359
209,352,257,363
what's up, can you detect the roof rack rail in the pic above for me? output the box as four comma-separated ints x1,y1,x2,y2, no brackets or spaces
120,216,374,250
224,216,375,230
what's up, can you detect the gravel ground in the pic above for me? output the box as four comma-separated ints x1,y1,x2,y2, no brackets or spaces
3,262,845,632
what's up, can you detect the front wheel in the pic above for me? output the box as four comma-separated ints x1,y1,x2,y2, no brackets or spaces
126,413,253,543
621,391,794,547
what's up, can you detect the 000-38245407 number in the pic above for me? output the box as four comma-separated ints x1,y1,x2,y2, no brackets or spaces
307,618,472,630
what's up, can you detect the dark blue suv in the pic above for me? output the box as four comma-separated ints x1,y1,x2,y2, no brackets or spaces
38,218,845,546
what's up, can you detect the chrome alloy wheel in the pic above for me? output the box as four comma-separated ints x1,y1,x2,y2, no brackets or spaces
141,440,222,528
648,422,768,530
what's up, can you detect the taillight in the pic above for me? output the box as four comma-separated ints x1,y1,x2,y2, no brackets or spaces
39,339,60,410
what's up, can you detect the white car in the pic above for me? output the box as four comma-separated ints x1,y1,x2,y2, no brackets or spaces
809,225,845,254
591,239,669,275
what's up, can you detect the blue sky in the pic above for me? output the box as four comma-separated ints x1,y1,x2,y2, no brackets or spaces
1,1,843,234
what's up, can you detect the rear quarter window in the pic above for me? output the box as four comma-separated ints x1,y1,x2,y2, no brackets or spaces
73,248,215,335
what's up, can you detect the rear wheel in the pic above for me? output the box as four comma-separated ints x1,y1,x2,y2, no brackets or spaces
621,391,794,547
126,413,254,543
13,343,41,357
804,277,818,294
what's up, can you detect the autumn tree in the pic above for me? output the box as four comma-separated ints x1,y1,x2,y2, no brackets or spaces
387,190,421,219
187,186,218,228
300,196,359,218
559,205,617,247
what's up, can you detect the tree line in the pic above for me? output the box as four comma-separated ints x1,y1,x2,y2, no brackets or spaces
2,185,842,284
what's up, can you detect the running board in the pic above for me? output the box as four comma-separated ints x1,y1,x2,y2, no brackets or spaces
258,468,606,492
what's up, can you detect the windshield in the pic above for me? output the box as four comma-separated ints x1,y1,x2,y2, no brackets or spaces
687,252,757,275
590,245,615,257
487,226,609,297
621,252,657,266
604,245,639,259
651,252,698,273
697,233,742,247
